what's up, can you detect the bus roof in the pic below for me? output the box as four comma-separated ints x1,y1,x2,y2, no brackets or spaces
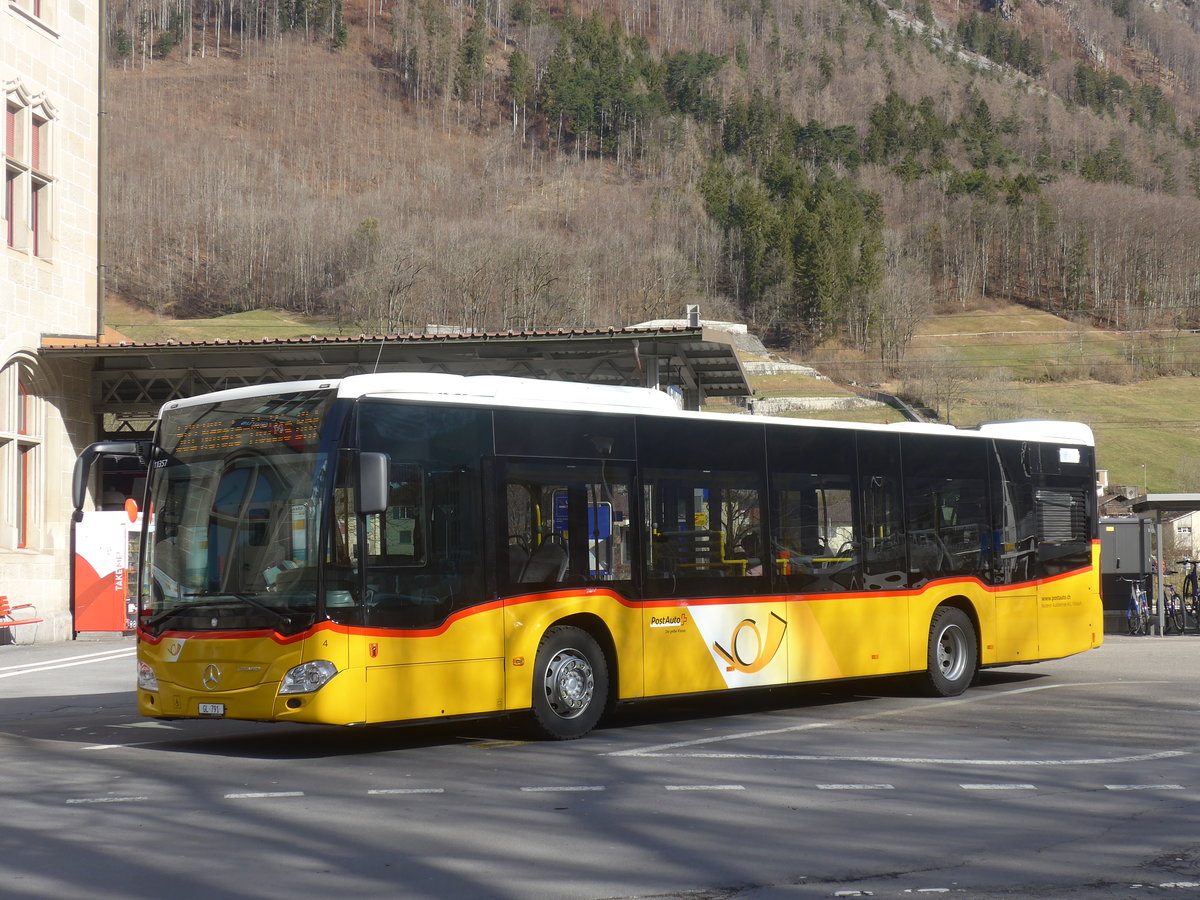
160,373,1094,447
337,372,681,414
972,419,1095,447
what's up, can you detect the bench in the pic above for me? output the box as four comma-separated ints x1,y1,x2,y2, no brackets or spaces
0,595,43,644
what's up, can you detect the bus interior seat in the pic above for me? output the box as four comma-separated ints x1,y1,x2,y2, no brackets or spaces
508,543,530,581
519,539,569,583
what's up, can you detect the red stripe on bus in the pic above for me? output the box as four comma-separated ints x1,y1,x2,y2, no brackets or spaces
138,564,1093,645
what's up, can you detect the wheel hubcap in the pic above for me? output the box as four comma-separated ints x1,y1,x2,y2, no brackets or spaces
936,624,967,682
543,649,594,719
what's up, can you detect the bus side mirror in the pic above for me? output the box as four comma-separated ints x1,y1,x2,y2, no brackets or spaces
359,452,389,516
72,441,146,522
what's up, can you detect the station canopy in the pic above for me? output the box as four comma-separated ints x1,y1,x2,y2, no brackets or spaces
1129,494,1200,516
41,324,750,433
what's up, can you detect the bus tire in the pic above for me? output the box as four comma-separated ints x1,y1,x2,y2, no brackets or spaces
529,625,608,740
922,606,977,697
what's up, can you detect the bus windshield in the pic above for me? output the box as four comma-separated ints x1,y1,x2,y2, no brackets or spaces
139,389,336,637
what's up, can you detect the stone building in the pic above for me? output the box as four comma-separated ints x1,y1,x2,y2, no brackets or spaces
3,0,102,640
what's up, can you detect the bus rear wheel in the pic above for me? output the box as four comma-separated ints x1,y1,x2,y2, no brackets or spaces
530,625,608,740
922,607,977,697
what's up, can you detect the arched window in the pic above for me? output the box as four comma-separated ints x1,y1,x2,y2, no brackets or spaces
1,360,43,549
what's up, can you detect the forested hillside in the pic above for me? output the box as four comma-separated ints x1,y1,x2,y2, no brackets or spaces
104,0,1200,380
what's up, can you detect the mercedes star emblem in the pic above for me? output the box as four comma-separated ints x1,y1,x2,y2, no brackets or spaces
202,664,221,691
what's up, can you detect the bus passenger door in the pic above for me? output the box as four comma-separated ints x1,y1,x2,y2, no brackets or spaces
771,469,861,683
494,458,641,707
640,467,781,697
349,401,501,724
358,459,502,723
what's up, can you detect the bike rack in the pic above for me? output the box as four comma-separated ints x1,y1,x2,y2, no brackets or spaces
1129,493,1200,637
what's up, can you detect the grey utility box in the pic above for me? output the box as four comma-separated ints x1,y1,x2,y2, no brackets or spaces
1099,517,1152,633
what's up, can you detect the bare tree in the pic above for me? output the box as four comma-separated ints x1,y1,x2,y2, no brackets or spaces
876,235,932,375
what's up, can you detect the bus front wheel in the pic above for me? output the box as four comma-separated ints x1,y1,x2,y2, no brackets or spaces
530,625,609,740
922,607,977,697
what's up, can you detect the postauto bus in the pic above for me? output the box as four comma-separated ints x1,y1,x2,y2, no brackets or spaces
73,373,1102,739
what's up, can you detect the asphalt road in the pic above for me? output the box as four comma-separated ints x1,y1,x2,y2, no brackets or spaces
0,634,1197,900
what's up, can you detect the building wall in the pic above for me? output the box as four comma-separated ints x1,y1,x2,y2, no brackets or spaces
3,0,100,641
1168,511,1200,562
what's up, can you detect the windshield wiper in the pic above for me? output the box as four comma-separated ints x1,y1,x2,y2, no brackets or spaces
228,593,295,630
144,594,296,631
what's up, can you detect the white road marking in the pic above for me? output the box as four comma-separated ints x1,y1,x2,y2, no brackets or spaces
224,791,305,799
0,647,133,672
617,749,1186,766
0,647,134,679
45,780,1200,807
607,721,830,757
368,788,446,795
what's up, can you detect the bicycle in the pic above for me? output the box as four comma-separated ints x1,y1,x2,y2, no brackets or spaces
1177,560,1200,634
1161,583,1186,635
1120,576,1151,636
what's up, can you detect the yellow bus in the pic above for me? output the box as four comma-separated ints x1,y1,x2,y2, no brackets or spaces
73,373,1102,739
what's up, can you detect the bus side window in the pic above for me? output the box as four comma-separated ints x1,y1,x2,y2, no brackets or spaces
857,433,907,591
772,475,858,592
323,451,363,615
861,473,906,589
904,477,988,582
499,460,633,591
355,401,489,626
990,441,1037,585
765,427,860,593
642,469,764,594
901,434,989,586
364,463,424,565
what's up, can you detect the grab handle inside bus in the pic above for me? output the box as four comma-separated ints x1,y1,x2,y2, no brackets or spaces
72,441,148,522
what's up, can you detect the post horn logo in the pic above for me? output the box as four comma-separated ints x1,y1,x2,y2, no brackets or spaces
713,612,787,674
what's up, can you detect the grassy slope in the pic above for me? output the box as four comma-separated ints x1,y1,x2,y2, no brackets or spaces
106,297,350,341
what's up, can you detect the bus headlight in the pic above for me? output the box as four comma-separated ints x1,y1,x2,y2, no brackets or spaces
279,660,338,695
137,660,159,691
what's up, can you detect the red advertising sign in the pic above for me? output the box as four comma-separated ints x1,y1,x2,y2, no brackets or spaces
74,510,139,632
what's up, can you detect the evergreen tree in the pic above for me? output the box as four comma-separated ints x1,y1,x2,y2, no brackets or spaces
507,49,534,135
454,11,489,101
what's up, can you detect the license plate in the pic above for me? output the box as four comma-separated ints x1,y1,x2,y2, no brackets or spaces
198,703,225,717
